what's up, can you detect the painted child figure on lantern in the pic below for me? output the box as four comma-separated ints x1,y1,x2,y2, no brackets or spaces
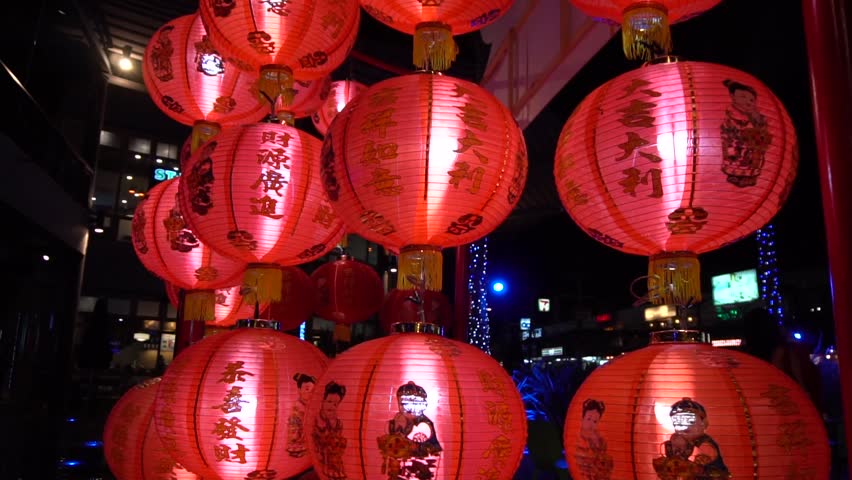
720,79,773,188
313,381,348,479
574,398,613,480
377,381,443,480
653,398,731,480
287,373,317,458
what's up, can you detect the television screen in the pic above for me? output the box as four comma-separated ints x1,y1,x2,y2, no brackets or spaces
712,269,759,306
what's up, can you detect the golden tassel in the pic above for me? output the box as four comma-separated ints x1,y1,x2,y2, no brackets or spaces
276,110,296,126
190,120,221,153
622,3,671,61
258,64,297,106
647,252,702,306
184,290,216,322
413,22,458,71
243,264,283,305
397,245,443,292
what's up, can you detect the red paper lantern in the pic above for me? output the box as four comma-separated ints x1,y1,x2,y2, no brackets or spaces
132,178,245,321
322,74,528,291
104,378,198,480
304,330,527,480
265,266,317,330
166,281,262,328
199,0,360,106
179,123,344,304
154,324,329,480
274,76,333,125
569,1,722,60
312,80,366,136
143,14,267,151
554,59,797,305
311,256,384,325
563,331,829,479
380,289,452,334
361,0,514,70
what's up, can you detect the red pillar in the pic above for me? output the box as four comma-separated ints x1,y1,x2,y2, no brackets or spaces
801,0,852,457
453,244,470,342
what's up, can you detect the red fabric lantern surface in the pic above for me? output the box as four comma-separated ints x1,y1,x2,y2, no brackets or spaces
104,378,198,480
322,74,528,291
132,178,245,320
166,281,263,328
379,288,452,334
360,1,514,70
554,59,796,305
179,123,344,304
569,1,721,60
563,331,829,479
311,256,384,325
312,80,366,136
154,326,329,480
265,266,317,330
143,14,267,150
274,76,333,125
304,332,527,480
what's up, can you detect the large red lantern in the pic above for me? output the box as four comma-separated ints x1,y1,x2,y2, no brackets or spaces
104,378,198,480
379,289,452,334
310,256,384,325
554,59,797,305
360,1,514,70
265,266,317,330
132,178,245,321
322,73,528,291
166,281,262,328
199,0,360,106
179,123,344,305
312,80,366,136
569,1,722,60
154,323,329,480
563,331,829,479
304,328,527,480
143,14,267,151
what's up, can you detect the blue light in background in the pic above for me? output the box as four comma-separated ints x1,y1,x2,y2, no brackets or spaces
60,459,82,467
491,281,505,293
793,332,803,340
299,321,306,341
67,417,77,423
84,440,103,448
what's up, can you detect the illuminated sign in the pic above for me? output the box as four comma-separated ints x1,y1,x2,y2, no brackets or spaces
711,339,743,348
520,318,531,331
160,333,176,353
538,298,551,312
532,328,542,338
712,269,759,306
644,304,676,322
542,346,563,357
521,331,530,341
154,168,180,182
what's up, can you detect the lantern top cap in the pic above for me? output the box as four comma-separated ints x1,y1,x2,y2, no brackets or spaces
650,329,709,344
236,318,282,331
391,322,444,336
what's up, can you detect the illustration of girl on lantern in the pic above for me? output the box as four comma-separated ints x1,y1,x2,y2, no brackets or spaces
653,398,731,480
720,79,773,188
377,381,443,480
575,398,614,480
313,381,348,479
286,373,317,458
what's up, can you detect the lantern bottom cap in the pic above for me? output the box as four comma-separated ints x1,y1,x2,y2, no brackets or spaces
391,322,444,336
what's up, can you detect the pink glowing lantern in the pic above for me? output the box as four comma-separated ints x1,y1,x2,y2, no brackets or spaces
311,80,366,135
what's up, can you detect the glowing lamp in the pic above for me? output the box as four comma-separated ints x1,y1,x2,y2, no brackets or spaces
379,289,453,334
563,330,829,479
143,14,267,151
132,178,245,321
304,325,527,480
569,0,722,60
322,73,528,292
153,321,329,480
179,123,344,305
554,59,797,305
312,80,366,136
104,378,198,480
311,256,384,325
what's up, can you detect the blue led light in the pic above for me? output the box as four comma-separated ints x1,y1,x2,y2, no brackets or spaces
84,440,102,448
793,332,803,340
61,459,82,467
492,282,505,293
468,238,491,354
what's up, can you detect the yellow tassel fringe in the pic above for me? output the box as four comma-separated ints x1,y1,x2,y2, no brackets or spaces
243,264,283,305
413,22,458,71
258,64,296,107
184,290,216,322
190,121,221,153
648,252,702,306
622,3,671,61
397,245,443,292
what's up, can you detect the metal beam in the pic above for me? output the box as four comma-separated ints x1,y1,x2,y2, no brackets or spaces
107,74,147,93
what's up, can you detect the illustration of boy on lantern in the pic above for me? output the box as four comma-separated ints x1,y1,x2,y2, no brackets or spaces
377,381,443,480
575,398,614,480
286,373,317,458
720,79,773,188
653,398,731,480
312,381,348,479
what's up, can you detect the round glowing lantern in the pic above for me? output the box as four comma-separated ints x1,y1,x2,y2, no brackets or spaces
310,256,384,325
199,0,360,106
179,123,345,305
154,321,329,480
304,327,527,480
312,80,366,136
360,0,514,70
563,330,829,479
569,1,722,60
143,14,267,151
274,76,333,126
554,59,797,305
379,289,452,334
265,266,317,330
132,178,245,321
104,378,198,480
322,73,528,292
166,281,262,328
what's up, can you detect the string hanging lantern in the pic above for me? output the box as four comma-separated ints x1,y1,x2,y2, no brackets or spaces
554,58,797,305
312,79,366,136
143,14,267,152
